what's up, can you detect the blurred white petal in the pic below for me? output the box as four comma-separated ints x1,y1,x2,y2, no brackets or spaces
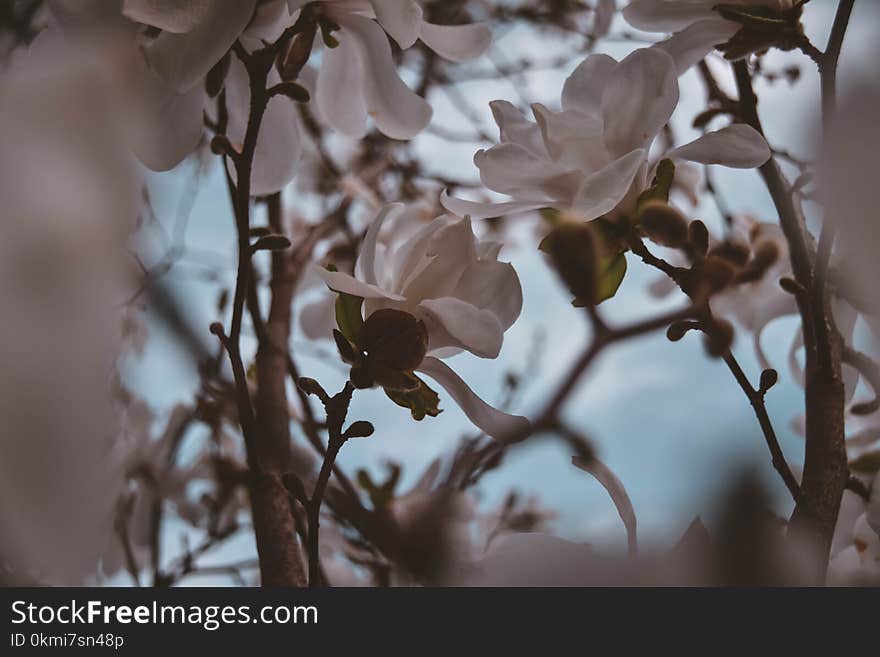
142,0,256,92
667,124,770,168
419,297,505,358
370,0,422,48
420,21,491,63
417,357,530,440
122,0,214,33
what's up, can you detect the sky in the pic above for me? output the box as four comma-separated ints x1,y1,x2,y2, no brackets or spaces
122,0,880,580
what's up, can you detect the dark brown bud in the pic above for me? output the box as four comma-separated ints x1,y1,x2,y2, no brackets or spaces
271,81,310,103
350,363,374,390
701,255,738,292
759,368,778,393
667,320,700,342
359,308,428,372
209,135,234,156
343,420,375,439
333,329,358,364
779,277,804,296
709,240,750,267
639,200,689,248
688,220,709,257
251,234,292,251
280,23,317,80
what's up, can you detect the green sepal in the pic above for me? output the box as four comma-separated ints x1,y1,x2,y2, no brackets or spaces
636,159,675,212
324,264,365,345
385,375,442,421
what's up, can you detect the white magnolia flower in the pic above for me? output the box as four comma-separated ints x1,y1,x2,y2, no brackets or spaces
289,0,491,139
316,203,529,439
442,48,770,221
118,0,301,194
622,0,797,72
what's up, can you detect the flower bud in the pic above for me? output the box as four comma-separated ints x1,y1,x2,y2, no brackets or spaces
709,240,750,267
688,220,709,257
759,368,778,393
700,255,737,292
542,221,598,304
359,308,428,372
343,420,375,439
638,200,689,248
252,234,292,251
667,320,699,342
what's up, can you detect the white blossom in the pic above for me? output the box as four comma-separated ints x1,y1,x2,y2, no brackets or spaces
317,203,529,439
289,0,491,139
442,48,769,221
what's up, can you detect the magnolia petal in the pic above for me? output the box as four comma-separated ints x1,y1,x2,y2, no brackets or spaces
298,297,335,340
355,203,406,286
453,260,523,331
561,53,616,117
571,148,647,219
573,455,638,557
417,356,530,440
655,18,739,73
316,26,368,138
241,0,292,47
419,297,505,358
333,13,432,139
225,59,301,194
474,142,582,202
601,47,678,158
402,218,478,301
126,56,204,171
420,21,491,63
142,0,256,93
532,103,607,171
622,0,718,32
314,266,404,301
122,0,214,33
370,0,422,49
667,124,771,168
489,100,548,157
389,219,449,294
440,190,549,220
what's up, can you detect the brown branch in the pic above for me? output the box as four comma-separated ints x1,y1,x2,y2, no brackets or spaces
216,43,309,587
722,354,801,501
732,59,847,579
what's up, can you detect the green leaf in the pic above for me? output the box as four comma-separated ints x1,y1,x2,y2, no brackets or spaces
595,251,627,304
334,291,364,345
636,159,675,211
850,451,880,475
385,376,442,421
